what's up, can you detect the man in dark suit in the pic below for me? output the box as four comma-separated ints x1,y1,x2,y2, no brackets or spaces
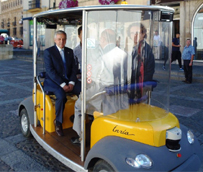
44,30,81,136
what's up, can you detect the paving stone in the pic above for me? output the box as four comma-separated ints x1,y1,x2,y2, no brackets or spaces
16,76,32,80
5,134,27,145
9,110,18,116
0,139,17,156
170,105,201,117
198,134,203,145
1,150,48,171
0,71,11,74
0,159,14,171
0,91,5,96
15,138,73,171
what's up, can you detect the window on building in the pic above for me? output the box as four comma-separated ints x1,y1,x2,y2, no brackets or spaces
13,28,16,36
20,27,23,36
193,3,203,60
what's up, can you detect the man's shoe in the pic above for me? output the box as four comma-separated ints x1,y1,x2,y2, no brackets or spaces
71,137,80,145
182,80,187,83
54,120,64,136
162,65,166,70
179,68,184,71
186,81,192,84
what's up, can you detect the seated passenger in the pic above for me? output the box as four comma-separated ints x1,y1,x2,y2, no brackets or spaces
127,23,155,101
73,26,82,79
71,29,128,144
43,30,81,137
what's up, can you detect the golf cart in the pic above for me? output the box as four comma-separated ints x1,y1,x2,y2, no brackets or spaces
18,5,202,172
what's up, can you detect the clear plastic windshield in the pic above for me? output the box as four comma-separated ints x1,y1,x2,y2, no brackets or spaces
85,10,172,122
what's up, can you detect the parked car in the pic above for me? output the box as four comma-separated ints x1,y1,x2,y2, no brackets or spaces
10,38,23,48
0,35,4,44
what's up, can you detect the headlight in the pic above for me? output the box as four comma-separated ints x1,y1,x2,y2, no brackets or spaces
126,154,152,169
187,130,194,144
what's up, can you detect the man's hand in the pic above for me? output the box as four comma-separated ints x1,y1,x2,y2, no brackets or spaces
63,84,74,92
68,84,74,92
63,85,70,92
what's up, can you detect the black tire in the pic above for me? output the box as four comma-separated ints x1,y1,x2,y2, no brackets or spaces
93,160,114,172
20,108,31,138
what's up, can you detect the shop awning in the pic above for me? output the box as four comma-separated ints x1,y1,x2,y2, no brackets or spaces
23,17,33,20
0,29,8,34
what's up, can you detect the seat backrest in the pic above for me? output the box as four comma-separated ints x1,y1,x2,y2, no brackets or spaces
39,71,46,78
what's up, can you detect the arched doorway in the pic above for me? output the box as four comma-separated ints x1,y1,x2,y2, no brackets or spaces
192,3,203,60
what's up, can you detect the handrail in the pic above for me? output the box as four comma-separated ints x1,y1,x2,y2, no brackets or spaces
36,75,46,135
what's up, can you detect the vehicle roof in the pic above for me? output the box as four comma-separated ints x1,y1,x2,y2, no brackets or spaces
33,5,174,19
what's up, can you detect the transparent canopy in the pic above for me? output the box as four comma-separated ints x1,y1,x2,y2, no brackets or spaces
84,10,172,122
35,7,173,123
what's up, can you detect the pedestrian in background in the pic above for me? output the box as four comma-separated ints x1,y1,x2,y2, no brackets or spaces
193,37,197,60
182,38,195,84
153,30,161,59
171,33,183,71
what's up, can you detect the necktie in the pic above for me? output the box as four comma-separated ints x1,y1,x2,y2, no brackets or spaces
60,49,68,80
137,45,144,99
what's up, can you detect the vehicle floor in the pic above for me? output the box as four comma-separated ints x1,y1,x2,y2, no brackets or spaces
31,122,92,166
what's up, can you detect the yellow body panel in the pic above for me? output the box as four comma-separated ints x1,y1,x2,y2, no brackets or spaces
91,103,179,148
34,86,77,132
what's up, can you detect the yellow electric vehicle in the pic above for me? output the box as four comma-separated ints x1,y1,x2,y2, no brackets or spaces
18,5,202,172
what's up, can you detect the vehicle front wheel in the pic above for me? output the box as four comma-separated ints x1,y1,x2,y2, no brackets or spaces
20,108,31,138
93,160,114,172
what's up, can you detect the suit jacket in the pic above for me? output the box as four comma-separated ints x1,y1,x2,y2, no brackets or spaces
131,42,155,82
44,45,77,88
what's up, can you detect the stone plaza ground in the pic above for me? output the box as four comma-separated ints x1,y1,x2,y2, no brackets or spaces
0,56,202,171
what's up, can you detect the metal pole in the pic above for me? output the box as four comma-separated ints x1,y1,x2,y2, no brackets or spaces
33,17,37,127
81,10,87,162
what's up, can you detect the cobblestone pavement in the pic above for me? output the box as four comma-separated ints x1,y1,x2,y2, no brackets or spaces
0,57,202,171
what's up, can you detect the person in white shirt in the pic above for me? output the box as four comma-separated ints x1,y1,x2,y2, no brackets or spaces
153,30,161,59
71,29,128,144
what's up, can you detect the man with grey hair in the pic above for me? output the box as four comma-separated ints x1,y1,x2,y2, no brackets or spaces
44,30,81,136
182,38,195,84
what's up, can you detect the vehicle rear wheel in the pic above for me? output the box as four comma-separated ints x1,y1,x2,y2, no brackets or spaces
20,108,31,138
93,160,114,172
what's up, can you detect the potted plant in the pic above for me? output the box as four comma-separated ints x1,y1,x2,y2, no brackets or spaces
99,0,119,5
59,0,78,9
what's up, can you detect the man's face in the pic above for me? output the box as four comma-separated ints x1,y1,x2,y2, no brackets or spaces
186,39,191,46
155,31,158,35
54,33,66,49
99,33,106,49
130,26,145,45
176,34,180,38
78,31,82,44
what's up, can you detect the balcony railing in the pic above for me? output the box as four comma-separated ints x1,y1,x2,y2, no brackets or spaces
29,0,40,10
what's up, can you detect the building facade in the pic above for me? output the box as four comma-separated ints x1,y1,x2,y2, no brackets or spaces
0,0,23,38
1,0,202,61
22,0,149,49
152,0,203,61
